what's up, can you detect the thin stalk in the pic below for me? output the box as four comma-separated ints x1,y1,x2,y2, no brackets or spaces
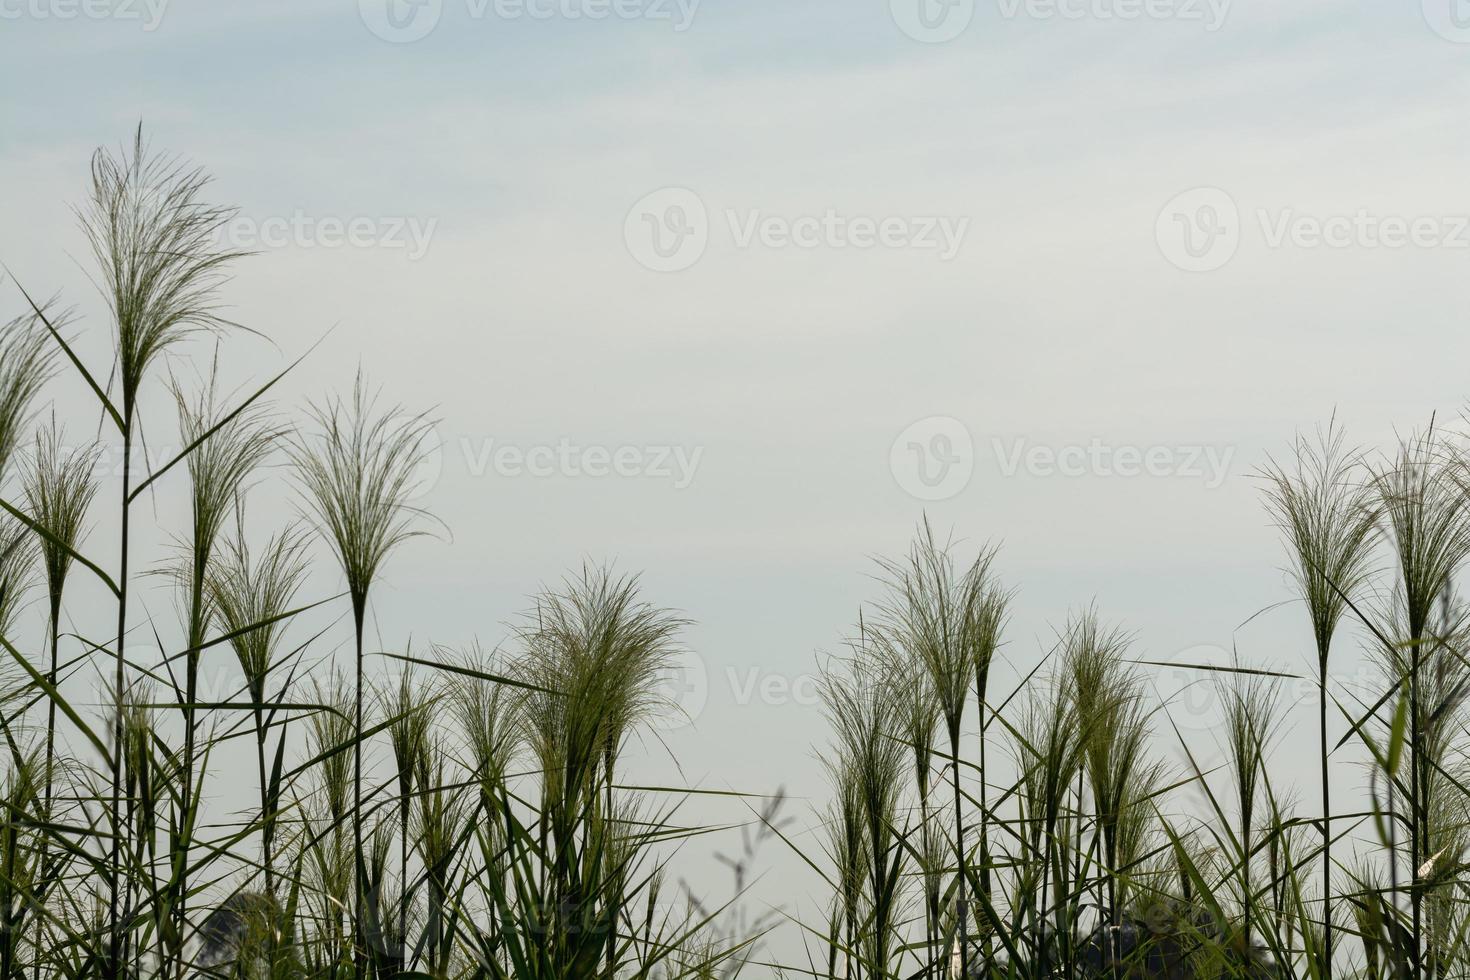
950,726,968,980
108,421,131,979
41,598,60,874
400,807,409,973
255,703,272,895
1319,668,1332,975
353,597,366,975
975,661,992,972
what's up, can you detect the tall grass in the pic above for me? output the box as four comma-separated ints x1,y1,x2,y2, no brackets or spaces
793,447,1470,979
5,130,1470,980
1261,423,1378,978
292,373,435,969
875,520,1007,978
0,132,769,980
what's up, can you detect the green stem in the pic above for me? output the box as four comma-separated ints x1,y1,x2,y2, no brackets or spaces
107,421,131,980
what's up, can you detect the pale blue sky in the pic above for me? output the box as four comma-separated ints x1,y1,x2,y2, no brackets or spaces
4,0,1470,969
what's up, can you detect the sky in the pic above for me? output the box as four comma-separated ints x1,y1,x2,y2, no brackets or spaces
4,0,1470,970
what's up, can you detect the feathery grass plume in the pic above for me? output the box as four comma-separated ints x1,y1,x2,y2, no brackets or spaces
822,740,867,980
1063,610,1153,969
1364,600,1467,979
450,644,521,810
963,554,1009,954
450,639,522,945
1372,421,1470,973
514,566,685,974
1214,663,1283,955
413,738,468,975
21,421,101,827
381,664,433,971
820,647,907,979
874,518,1002,977
302,672,355,972
170,371,281,936
520,565,685,779
306,672,355,837
1014,674,1082,976
81,127,246,418
10,427,92,964
866,627,942,973
1255,783,1318,967
299,805,354,977
1406,595,1470,974
174,365,280,740
0,518,35,643
292,370,435,959
1259,420,1378,977
0,308,60,485
80,127,247,967
207,518,309,896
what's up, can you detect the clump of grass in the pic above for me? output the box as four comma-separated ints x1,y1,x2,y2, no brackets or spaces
820,645,907,978
1371,423,1470,974
1214,662,1283,953
1259,421,1378,976
208,517,310,897
1013,673,1081,977
293,371,435,963
1064,611,1157,971
511,566,688,975
72,126,249,971
875,518,1007,976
